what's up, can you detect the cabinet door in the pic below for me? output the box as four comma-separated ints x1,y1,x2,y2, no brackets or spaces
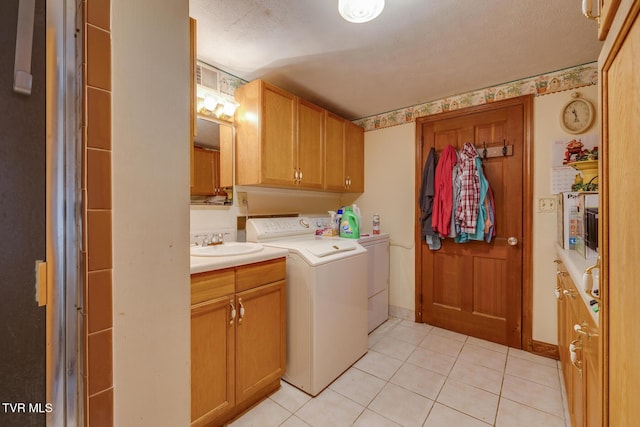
324,112,346,191
189,18,197,188
598,0,621,40
344,121,365,193
219,124,233,188
261,83,297,186
297,99,324,189
235,281,286,405
191,296,235,425
192,146,215,196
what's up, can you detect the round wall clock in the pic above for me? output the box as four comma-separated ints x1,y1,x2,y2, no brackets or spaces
560,92,595,134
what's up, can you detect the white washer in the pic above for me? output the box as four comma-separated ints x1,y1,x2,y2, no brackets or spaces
246,217,368,396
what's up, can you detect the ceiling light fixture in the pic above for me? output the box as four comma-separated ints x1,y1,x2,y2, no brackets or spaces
339,0,385,23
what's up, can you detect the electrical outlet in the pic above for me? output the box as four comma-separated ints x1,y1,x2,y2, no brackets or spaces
538,197,557,213
237,192,248,207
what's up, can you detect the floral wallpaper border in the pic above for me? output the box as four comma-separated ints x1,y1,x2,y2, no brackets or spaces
205,61,598,133
353,62,598,132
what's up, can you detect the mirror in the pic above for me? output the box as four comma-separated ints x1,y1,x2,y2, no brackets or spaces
191,117,233,205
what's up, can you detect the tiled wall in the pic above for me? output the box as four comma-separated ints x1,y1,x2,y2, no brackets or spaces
84,0,113,425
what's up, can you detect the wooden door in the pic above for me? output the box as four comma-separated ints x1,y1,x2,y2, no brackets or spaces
415,96,532,348
191,296,235,426
324,112,346,191
344,121,365,192
261,83,297,185
601,4,640,426
235,281,286,405
297,99,324,189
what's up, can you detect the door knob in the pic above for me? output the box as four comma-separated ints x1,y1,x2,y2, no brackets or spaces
507,237,518,246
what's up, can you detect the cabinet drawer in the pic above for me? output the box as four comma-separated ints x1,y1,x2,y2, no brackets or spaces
191,268,235,305
236,258,286,292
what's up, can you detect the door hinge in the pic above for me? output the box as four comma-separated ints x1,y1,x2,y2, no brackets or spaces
35,260,47,306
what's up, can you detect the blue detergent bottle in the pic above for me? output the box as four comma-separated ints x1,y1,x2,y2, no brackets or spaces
339,206,360,239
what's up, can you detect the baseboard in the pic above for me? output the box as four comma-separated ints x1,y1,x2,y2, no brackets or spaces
530,340,560,360
389,305,414,321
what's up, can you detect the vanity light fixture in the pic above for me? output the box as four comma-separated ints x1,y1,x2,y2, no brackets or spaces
197,86,239,121
338,0,385,23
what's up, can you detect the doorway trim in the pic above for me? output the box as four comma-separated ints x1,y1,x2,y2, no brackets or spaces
47,0,84,424
413,95,534,351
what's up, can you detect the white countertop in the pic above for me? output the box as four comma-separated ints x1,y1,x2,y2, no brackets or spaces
190,245,288,274
555,243,599,325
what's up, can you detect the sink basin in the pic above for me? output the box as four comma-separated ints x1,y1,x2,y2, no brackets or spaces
190,242,264,257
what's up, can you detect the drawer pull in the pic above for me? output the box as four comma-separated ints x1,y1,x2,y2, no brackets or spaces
569,339,583,371
238,298,245,324
229,300,236,325
554,287,562,300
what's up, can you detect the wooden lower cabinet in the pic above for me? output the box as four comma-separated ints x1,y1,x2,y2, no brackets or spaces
191,258,286,427
556,260,601,427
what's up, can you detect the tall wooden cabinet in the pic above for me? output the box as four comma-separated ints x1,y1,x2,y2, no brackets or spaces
235,79,364,192
190,259,286,427
599,2,640,426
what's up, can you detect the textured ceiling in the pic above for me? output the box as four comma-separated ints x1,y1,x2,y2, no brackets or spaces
190,0,603,120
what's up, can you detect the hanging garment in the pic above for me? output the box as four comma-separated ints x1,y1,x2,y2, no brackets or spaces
449,160,461,239
455,142,480,234
456,156,489,242
419,148,440,249
485,185,496,243
432,145,457,237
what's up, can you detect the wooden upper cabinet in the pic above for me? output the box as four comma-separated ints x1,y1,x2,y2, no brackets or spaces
323,114,364,192
219,124,233,188
344,121,365,193
324,112,346,191
189,18,197,187
235,80,297,187
598,0,621,40
235,79,364,192
297,99,325,189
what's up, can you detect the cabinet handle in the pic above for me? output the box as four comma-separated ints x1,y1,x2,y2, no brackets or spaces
554,287,562,300
229,300,236,325
563,289,577,299
574,322,598,339
556,270,567,277
569,339,583,372
238,298,245,324
299,169,303,182
293,169,299,182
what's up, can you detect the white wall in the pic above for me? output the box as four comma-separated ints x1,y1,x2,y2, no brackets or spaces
354,123,416,319
112,0,191,425
532,85,599,344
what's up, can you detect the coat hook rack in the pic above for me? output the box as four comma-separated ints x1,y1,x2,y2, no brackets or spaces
474,140,514,159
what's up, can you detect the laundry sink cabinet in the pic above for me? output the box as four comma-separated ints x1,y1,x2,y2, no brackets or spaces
190,258,286,427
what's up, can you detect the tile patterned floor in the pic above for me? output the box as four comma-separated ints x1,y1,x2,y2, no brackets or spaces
228,317,570,427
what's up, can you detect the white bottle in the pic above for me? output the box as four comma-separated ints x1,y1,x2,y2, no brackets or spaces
373,214,381,235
